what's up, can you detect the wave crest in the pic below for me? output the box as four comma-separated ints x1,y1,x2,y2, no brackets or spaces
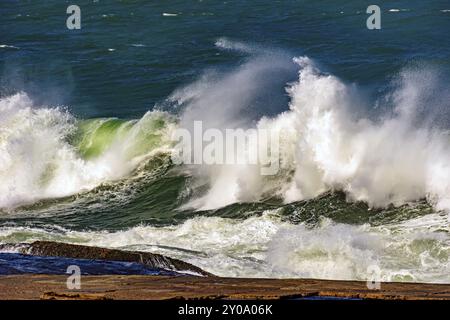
0,93,175,209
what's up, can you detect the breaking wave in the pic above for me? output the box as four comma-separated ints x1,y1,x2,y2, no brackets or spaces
1,40,450,282
0,93,175,209
176,55,450,212
1,49,450,215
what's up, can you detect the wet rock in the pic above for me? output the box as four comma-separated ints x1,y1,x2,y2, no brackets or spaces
2,241,212,277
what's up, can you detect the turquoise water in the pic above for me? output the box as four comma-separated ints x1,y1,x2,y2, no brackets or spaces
0,1,449,282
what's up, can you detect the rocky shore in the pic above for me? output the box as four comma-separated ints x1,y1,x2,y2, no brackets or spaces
0,241,212,276
1,274,450,300
0,241,449,300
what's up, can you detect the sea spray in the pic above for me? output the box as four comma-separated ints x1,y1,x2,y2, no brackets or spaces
2,53,450,215
176,55,450,212
0,93,176,209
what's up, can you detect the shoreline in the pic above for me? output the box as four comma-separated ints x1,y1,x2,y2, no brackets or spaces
0,241,449,300
0,274,449,300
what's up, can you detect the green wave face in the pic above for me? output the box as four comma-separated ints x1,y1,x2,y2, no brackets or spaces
73,112,175,161
123,112,174,160
74,118,133,159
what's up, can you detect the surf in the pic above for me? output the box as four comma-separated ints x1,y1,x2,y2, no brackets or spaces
1,44,450,217
0,46,449,282
0,92,176,210
174,53,450,212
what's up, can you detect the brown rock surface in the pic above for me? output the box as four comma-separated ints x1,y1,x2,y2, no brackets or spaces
0,274,449,300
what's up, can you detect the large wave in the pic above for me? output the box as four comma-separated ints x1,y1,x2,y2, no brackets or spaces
0,93,175,209
1,46,450,214
1,42,449,283
177,54,450,212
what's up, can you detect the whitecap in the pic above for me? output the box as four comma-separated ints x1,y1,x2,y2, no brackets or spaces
0,93,175,209
389,9,409,12
0,44,19,50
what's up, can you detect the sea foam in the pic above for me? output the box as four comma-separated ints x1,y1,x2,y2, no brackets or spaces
0,93,174,209
175,52,450,212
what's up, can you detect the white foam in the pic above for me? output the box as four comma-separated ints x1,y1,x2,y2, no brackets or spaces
0,45,19,49
177,52,450,212
0,93,174,209
389,9,409,12
280,58,450,210
0,212,448,282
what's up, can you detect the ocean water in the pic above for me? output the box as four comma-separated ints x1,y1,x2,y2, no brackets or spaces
0,252,178,275
0,1,450,282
